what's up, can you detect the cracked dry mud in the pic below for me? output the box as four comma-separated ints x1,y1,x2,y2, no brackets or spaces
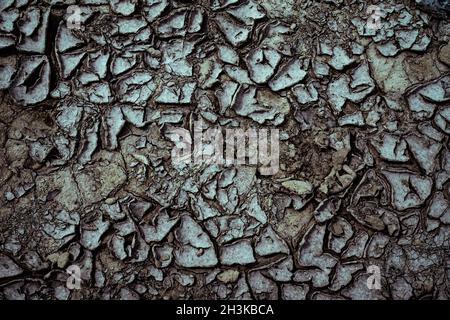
0,0,449,300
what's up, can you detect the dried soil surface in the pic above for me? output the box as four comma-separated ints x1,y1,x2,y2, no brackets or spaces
0,0,449,300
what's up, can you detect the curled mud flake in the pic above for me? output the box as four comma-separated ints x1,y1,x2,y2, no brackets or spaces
120,107,145,128
330,262,364,292
111,52,138,76
341,273,387,300
297,224,338,287
243,193,267,225
314,197,341,224
439,42,450,66
212,0,239,11
342,231,369,259
366,232,390,258
427,192,450,225
328,46,356,71
418,122,445,142
155,81,196,104
248,271,278,300
10,55,50,106
396,29,419,50
78,81,113,104
110,0,137,16
128,199,151,220
258,21,294,55
338,112,365,127
218,168,236,188
281,283,309,300
293,268,331,289
58,52,86,79
156,7,204,38
371,133,409,163
281,179,313,197
102,201,125,221
223,65,253,84
43,211,80,245
391,277,414,300
51,135,77,165
377,41,400,57
191,194,221,220
152,243,174,268
56,22,85,54
292,82,319,105
405,134,442,174
0,56,17,90
143,0,169,23
17,6,49,54
227,0,265,26
327,62,375,114
140,210,179,243
0,254,23,279
203,179,218,200
245,47,281,84
265,256,294,282
103,105,125,150
215,13,252,47
348,62,376,97
154,109,184,125
328,217,354,254
255,225,289,256
217,44,239,65
109,234,127,260
269,58,309,91
78,120,100,165
114,217,136,237
162,39,196,76
233,86,290,125
174,215,218,268
411,33,431,52
434,105,450,135
29,140,53,163
198,56,223,89
0,8,19,33
0,34,15,50
382,171,433,211
204,216,245,245
87,51,110,81
113,17,148,36
116,71,156,106
217,186,239,214
407,75,450,120
219,239,255,266
80,214,110,251
55,99,84,137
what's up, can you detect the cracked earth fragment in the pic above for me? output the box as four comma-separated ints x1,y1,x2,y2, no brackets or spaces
0,0,449,301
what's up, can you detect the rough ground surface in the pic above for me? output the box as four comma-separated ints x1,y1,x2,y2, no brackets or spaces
0,0,449,300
